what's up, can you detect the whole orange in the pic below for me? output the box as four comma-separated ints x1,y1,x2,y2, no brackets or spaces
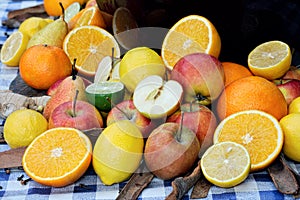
44,0,86,17
19,44,72,90
216,76,287,121
222,62,253,86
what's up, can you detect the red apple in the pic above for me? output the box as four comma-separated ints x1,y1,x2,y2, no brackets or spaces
167,103,217,155
49,100,104,131
170,53,225,105
282,66,300,80
273,79,300,105
144,122,200,180
106,100,157,138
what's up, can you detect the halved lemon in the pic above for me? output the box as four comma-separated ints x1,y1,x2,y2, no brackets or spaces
0,31,29,66
248,40,292,80
201,141,251,188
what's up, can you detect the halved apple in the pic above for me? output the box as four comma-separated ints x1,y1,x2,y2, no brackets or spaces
133,75,183,119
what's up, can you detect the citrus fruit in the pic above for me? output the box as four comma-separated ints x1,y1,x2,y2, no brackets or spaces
216,76,287,121
44,0,86,17
64,2,81,23
119,47,166,93
19,44,72,90
288,96,300,114
222,62,252,86
74,6,106,29
112,7,138,50
214,110,284,171
279,113,300,162
248,40,292,80
19,17,54,38
22,127,92,187
3,109,48,148
161,15,221,70
0,31,29,66
85,81,125,112
63,25,120,77
93,120,144,185
68,7,85,30
200,141,251,188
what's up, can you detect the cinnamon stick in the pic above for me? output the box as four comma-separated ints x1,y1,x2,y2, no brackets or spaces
0,147,26,169
116,161,154,200
190,175,211,199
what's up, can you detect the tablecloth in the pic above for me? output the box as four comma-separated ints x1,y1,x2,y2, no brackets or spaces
0,0,300,199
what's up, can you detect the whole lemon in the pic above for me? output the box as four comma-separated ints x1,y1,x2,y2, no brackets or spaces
4,109,48,148
119,47,166,93
279,113,300,162
288,96,300,114
92,120,144,185
19,17,54,38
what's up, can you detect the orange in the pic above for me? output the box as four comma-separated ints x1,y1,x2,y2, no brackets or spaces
44,0,86,17
213,110,284,171
216,76,287,121
63,25,120,77
73,6,106,29
68,8,85,30
161,15,221,70
22,127,92,187
222,62,253,86
19,44,72,90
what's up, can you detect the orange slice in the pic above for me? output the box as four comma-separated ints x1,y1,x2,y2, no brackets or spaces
63,25,120,77
161,15,221,70
213,110,284,172
74,6,106,29
22,127,92,187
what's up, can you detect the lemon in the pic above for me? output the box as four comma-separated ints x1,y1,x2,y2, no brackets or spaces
248,40,291,80
19,17,54,38
92,120,144,185
0,31,29,67
64,2,81,23
119,47,166,93
288,96,300,114
200,141,251,188
279,113,300,162
3,109,48,148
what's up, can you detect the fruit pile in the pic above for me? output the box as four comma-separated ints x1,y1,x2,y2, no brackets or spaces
1,0,300,196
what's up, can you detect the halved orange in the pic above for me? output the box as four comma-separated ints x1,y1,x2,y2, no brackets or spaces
213,110,284,172
161,15,221,70
74,6,106,29
63,25,120,77
22,127,92,187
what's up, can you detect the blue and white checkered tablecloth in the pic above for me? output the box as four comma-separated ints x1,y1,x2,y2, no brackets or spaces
1,0,300,199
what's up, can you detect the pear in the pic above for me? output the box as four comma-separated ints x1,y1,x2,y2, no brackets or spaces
43,67,88,120
27,3,68,49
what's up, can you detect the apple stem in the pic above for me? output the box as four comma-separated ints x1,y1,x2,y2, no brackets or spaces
165,70,168,81
72,90,79,117
72,59,78,80
105,96,131,119
177,111,184,142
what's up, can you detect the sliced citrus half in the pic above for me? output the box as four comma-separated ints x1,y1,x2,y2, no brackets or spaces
64,2,81,23
22,127,92,187
248,40,292,80
213,110,284,172
0,31,29,66
63,25,120,77
85,81,125,112
74,5,106,29
161,15,221,70
201,141,251,188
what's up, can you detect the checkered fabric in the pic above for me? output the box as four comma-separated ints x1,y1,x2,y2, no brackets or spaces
0,1,300,199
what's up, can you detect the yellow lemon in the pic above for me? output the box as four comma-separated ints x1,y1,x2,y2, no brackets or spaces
288,96,300,114
92,120,144,185
19,17,54,38
119,47,166,93
0,31,29,66
279,113,300,162
3,109,48,148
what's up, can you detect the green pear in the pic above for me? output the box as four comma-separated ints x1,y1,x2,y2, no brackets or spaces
43,73,88,120
27,4,68,49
